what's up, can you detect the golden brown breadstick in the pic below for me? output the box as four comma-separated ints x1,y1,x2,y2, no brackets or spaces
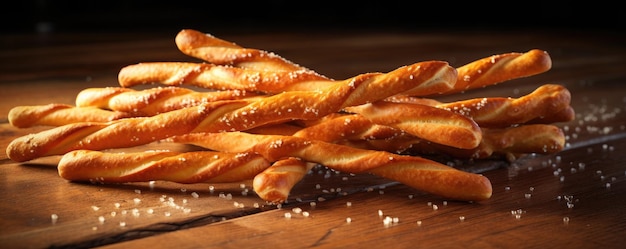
58,150,271,184
170,132,493,201
117,62,331,93
292,113,402,142
74,86,482,149
435,84,571,128
8,104,132,128
176,30,551,96
452,49,552,93
344,101,481,149
297,102,482,150
118,60,456,95
395,124,566,161
73,86,135,109
76,86,260,116
175,29,320,74
387,84,573,128
253,157,315,203
7,61,456,162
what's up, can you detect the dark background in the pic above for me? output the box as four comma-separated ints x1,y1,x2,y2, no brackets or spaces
3,0,624,35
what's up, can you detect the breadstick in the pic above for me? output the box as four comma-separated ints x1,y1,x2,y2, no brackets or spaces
117,62,331,93
7,61,456,162
452,49,552,93
387,84,573,128
73,86,134,109
253,157,315,203
8,104,132,128
76,86,260,116
344,101,481,149
175,29,320,74
292,113,402,142
175,30,551,96
73,85,483,149
170,132,493,201
118,59,456,95
58,150,271,184
395,124,566,161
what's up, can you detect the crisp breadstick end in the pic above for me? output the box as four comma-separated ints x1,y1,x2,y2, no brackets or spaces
370,164,493,201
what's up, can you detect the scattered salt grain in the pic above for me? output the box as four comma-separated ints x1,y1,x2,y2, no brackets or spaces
51,214,58,224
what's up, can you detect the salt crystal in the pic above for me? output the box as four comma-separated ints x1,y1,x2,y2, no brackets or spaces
51,214,58,224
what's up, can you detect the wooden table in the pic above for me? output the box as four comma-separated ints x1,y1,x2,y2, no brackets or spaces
1,28,625,249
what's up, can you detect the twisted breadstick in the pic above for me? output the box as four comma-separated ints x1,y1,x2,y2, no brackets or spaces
288,106,565,159
253,157,315,203
8,104,132,128
367,124,566,161
291,113,402,142
118,62,331,93
175,29,320,74
170,132,493,201
344,101,481,149
7,61,456,162
73,84,482,149
58,150,271,184
387,84,573,128
451,49,552,94
76,86,260,116
436,84,571,127
174,30,551,96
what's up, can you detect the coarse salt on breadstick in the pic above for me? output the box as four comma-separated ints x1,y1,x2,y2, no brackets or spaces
435,84,572,128
7,61,456,162
453,49,552,93
171,132,493,201
175,29,319,74
118,60,456,96
175,30,551,97
387,84,573,128
76,86,260,116
397,124,566,161
58,150,271,184
344,101,481,149
8,104,132,128
118,62,330,93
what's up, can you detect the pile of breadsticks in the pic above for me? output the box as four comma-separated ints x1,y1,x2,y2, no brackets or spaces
5,29,574,203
